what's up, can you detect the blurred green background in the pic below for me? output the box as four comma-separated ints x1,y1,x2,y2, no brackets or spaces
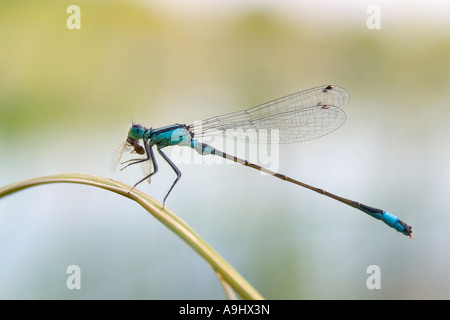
1,0,450,299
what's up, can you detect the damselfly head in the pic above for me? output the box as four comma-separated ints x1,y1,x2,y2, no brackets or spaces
128,124,146,140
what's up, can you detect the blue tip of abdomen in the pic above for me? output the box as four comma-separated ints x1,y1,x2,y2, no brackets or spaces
357,203,412,237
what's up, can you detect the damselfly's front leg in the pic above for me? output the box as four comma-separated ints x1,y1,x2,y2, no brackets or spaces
121,137,152,170
127,139,159,192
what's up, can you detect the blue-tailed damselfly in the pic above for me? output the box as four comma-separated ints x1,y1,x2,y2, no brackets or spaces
113,85,412,237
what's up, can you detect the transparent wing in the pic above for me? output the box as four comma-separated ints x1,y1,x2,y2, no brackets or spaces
188,85,349,144
141,160,153,184
111,140,128,172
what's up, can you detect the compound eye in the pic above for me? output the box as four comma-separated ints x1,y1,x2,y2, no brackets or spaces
128,124,145,139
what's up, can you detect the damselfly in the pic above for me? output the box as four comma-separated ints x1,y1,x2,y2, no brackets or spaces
113,85,412,237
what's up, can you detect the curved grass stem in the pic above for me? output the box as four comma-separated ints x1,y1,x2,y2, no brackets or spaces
0,173,264,300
